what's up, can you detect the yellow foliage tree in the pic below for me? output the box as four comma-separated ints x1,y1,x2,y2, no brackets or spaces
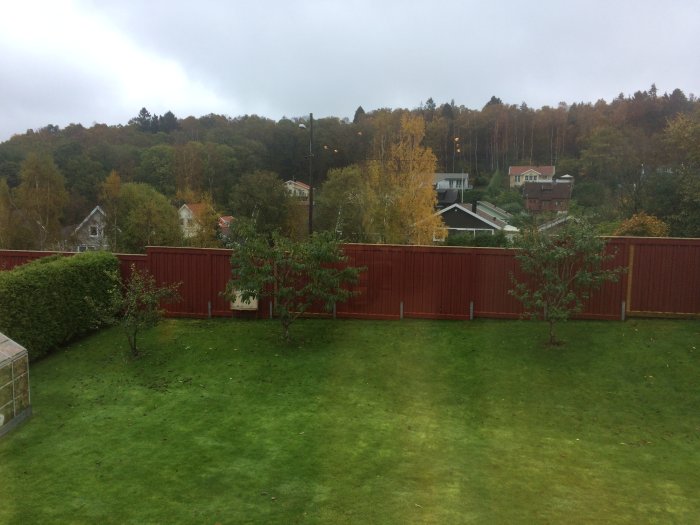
614,213,670,237
366,114,444,244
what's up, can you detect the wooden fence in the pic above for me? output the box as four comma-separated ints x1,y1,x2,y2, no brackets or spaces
1,237,699,320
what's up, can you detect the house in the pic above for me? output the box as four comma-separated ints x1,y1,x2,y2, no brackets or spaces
537,214,573,232
522,181,573,213
434,173,470,191
218,215,234,240
475,200,513,224
434,203,507,239
508,166,555,188
436,189,460,210
178,202,216,238
72,205,108,252
285,180,310,200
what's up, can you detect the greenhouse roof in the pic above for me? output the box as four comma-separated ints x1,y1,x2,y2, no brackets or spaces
0,334,27,367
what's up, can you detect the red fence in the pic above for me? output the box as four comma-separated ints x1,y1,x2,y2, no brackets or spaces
1,237,699,320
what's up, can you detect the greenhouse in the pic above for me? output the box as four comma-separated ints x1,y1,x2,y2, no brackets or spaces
0,333,31,438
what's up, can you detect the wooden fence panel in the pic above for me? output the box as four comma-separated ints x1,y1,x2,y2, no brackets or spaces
2,236,700,320
627,238,700,316
472,248,523,319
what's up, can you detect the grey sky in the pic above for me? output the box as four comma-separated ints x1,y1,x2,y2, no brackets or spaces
1,0,698,141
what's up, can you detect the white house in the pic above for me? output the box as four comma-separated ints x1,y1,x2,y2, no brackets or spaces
285,180,310,199
178,203,213,239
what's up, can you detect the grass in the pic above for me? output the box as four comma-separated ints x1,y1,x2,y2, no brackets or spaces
1,318,699,524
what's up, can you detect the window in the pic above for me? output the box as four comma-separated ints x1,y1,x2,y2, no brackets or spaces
89,225,99,237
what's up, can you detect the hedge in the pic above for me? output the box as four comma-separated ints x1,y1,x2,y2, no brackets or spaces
0,251,119,361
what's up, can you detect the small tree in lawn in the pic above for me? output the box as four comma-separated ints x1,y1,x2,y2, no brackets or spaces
100,265,181,358
225,220,362,341
509,219,622,345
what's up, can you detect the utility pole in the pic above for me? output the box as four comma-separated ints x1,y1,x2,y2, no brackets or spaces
306,113,314,234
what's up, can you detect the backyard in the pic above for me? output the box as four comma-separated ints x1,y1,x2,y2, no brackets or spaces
1,318,698,524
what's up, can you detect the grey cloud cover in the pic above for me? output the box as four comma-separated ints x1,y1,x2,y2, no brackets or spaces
1,0,698,140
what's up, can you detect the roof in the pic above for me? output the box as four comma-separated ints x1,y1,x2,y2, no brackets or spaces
522,182,572,201
73,205,106,235
285,180,310,190
476,200,513,220
436,203,503,230
508,165,556,176
475,208,507,229
0,333,27,368
436,189,460,207
538,214,573,232
434,173,469,182
180,203,214,221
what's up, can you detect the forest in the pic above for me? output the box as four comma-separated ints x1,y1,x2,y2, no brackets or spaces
1,84,699,251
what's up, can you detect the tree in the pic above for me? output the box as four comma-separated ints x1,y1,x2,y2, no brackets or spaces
225,220,362,340
614,213,670,237
353,106,366,124
116,183,182,253
509,220,622,345
129,107,154,132
228,171,294,236
316,165,370,241
0,178,15,248
99,170,122,251
15,153,68,250
366,114,444,244
137,145,176,196
100,265,180,358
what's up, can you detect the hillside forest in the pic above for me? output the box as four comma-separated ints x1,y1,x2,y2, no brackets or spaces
1,84,699,252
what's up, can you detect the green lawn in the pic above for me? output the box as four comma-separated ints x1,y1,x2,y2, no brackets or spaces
1,318,699,524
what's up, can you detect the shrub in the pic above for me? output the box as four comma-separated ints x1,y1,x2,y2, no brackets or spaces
94,265,181,358
0,252,119,361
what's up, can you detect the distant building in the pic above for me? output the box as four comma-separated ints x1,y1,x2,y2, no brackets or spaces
436,189,460,210
72,205,108,252
508,166,555,188
218,215,234,240
434,173,470,191
178,203,215,239
285,180,310,200
522,181,573,213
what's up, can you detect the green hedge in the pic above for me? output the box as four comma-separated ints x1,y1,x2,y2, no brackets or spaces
0,252,120,361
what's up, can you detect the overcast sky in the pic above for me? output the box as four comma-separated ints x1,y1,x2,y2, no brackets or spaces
1,0,698,141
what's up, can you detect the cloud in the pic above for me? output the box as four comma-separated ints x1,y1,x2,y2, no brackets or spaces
1,0,698,140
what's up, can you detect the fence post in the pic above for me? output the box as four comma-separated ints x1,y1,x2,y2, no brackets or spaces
470,301,474,320
400,301,404,320
621,301,626,321
207,301,212,319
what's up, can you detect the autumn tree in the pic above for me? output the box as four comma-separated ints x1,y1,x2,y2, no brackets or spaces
613,213,670,237
367,114,444,244
185,194,222,248
15,153,68,250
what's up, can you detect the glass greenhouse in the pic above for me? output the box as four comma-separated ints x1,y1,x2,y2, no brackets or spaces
0,333,31,438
